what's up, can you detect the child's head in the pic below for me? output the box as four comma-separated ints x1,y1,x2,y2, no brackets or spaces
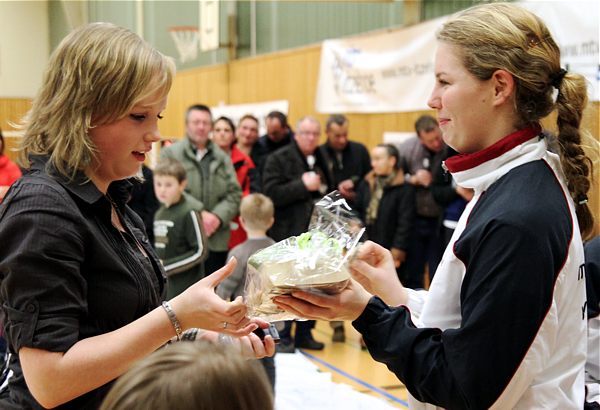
153,158,187,207
240,194,274,232
100,341,274,410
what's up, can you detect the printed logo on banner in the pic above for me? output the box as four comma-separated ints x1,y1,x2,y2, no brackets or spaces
332,50,376,96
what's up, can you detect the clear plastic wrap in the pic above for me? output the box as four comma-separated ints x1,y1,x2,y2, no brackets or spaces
244,191,365,321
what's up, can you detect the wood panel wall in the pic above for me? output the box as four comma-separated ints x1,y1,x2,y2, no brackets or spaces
0,98,31,163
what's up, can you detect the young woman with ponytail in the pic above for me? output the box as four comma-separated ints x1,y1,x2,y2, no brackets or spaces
274,3,594,409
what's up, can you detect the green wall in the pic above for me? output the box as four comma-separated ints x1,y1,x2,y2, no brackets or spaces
48,0,488,70
237,1,404,58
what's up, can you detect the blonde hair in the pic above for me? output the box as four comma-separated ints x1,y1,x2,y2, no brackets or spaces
17,22,175,180
438,3,594,238
100,341,274,410
240,194,274,231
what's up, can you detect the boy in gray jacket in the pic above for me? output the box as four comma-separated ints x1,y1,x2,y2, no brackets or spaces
217,193,276,391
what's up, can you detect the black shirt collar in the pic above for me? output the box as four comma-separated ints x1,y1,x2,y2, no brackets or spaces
29,155,133,210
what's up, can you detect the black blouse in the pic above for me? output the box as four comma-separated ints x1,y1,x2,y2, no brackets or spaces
0,156,166,409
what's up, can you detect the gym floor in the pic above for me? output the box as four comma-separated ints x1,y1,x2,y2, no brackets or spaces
277,320,408,409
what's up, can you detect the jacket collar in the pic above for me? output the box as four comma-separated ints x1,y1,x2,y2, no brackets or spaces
444,126,541,173
29,155,132,208
445,126,546,192
184,137,230,163
364,169,405,190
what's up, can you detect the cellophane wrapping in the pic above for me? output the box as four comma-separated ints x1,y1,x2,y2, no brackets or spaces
244,191,365,321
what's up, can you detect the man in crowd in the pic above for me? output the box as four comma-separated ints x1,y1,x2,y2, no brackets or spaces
318,114,371,342
262,116,329,352
161,104,241,277
236,114,260,159
319,114,371,206
251,111,294,179
235,114,261,193
398,115,446,289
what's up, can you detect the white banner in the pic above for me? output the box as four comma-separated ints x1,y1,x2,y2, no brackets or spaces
315,17,444,114
315,1,599,114
521,1,599,102
200,0,219,52
211,100,289,136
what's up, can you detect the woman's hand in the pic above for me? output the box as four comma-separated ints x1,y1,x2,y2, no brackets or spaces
236,317,276,359
350,241,408,307
197,322,276,359
171,258,257,337
236,330,276,359
273,279,372,322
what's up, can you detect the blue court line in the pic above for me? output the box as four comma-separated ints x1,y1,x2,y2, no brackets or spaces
299,350,409,408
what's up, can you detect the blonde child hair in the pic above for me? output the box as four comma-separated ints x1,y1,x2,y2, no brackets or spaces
100,341,274,410
240,193,275,231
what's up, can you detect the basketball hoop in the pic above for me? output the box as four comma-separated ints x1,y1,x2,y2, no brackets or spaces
168,26,200,64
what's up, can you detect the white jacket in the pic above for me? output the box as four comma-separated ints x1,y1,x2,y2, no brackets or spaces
354,128,587,409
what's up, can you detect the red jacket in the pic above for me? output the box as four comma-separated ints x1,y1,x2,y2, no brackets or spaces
228,146,255,248
231,145,255,196
0,154,21,188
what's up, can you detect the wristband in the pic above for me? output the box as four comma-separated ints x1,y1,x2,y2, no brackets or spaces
162,301,183,341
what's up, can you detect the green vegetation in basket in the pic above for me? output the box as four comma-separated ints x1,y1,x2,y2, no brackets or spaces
296,231,343,254
247,243,294,269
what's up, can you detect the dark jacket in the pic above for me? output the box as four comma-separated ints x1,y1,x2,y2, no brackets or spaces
430,147,461,208
128,165,159,244
251,131,293,190
399,136,446,218
262,141,329,242
318,140,371,192
355,171,415,252
154,192,207,298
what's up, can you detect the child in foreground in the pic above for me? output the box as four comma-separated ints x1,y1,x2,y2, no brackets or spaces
100,341,274,410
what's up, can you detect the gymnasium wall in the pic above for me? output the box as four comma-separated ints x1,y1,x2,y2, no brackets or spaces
0,1,49,98
47,1,479,71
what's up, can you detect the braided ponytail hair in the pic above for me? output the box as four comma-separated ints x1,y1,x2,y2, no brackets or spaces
437,2,594,238
553,71,594,238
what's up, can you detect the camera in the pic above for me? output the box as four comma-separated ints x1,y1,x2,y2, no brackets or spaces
253,323,280,344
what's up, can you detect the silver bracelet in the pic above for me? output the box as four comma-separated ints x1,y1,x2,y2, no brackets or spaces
162,301,182,341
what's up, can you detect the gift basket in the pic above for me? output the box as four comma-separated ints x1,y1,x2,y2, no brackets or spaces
245,191,365,321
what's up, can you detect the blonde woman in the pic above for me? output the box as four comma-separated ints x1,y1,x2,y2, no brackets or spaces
100,341,274,410
275,3,593,409
0,23,274,409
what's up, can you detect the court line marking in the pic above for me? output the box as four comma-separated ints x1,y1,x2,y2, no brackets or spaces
299,349,410,408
